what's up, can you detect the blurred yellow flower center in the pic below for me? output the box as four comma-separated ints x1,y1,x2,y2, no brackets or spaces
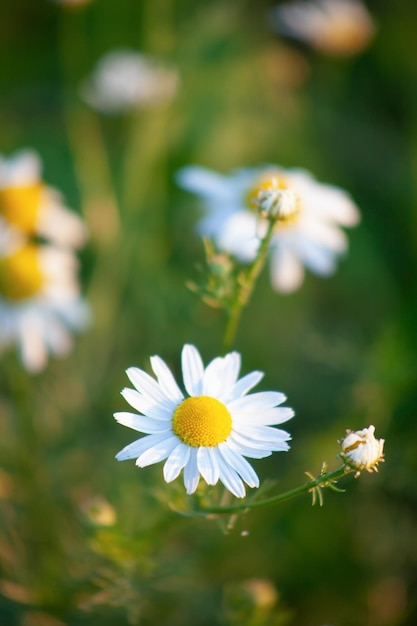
0,245,44,300
172,395,232,447
247,174,286,207
246,173,300,226
0,184,43,234
317,19,372,56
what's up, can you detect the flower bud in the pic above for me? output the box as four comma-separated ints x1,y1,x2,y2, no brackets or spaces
256,178,299,223
339,425,384,476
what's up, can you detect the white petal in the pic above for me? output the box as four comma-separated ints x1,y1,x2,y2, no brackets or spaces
220,353,242,401
116,433,168,461
300,217,348,253
228,391,287,412
197,210,230,238
121,388,173,420
181,344,204,396
233,407,295,426
42,314,73,356
197,447,220,485
230,428,289,452
0,150,41,187
238,425,291,449
150,355,184,403
295,235,338,275
230,371,264,399
52,296,89,331
19,313,48,373
218,444,259,488
114,411,171,434
227,435,273,459
217,211,260,262
202,351,240,400
303,183,360,227
136,435,179,467
126,366,176,409
216,453,246,498
163,443,191,483
270,245,305,293
183,448,200,494
176,166,234,199
38,197,87,249
201,357,224,398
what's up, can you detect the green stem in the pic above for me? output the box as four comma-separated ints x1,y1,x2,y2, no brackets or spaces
222,300,242,355
183,465,351,516
58,10,121,239
223,219,276,352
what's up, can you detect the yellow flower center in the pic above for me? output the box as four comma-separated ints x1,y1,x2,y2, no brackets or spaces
0,244,44,301
172,395,232,447
317,19,372,56
0,184,43,234
246,173,300,226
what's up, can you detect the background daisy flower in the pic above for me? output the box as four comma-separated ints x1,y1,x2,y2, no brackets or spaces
0,150,87,249
80,49,179,114
0,233,89,372
269,0,375,57
176,165,360,292
115,344,294,498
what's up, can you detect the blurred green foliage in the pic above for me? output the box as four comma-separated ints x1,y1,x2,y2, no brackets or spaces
1,0,417,625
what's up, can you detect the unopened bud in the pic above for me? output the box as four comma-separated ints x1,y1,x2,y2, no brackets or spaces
339,425,384,477
256,179,298,223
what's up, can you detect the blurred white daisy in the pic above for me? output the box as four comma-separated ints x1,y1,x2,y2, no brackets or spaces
176,165,360,292
0,150,87,249
0,232,89,372
115,344,294,498
81,49,179,114
270,0,375,57
339,425,384,476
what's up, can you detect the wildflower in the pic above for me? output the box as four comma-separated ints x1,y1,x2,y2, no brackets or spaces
0,150,87,249
115,344,294,498
270,0,375,57
240,579,278,610
176,165,360,292
80,495,116,527
80,49,179,114
339,425,384,476
0,231,89,372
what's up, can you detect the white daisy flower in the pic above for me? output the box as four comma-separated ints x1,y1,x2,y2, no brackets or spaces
0,150,87,249
80,49,179,114
176,165,360,293
115,344,294,498
270,0,375,57
339,425,384,476
0,234,89,372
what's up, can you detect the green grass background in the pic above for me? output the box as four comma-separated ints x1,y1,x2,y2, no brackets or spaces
1,0,417,624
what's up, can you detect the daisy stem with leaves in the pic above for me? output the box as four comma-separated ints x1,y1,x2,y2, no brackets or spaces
180,464,351,517
223,218,276,353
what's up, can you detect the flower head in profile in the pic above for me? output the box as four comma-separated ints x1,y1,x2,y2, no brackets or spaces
115,344,294,498
0,150,87,249
270,0,375,57
176,165,360,292
80,49,179,114
0,227,89,372
339,425,384,476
